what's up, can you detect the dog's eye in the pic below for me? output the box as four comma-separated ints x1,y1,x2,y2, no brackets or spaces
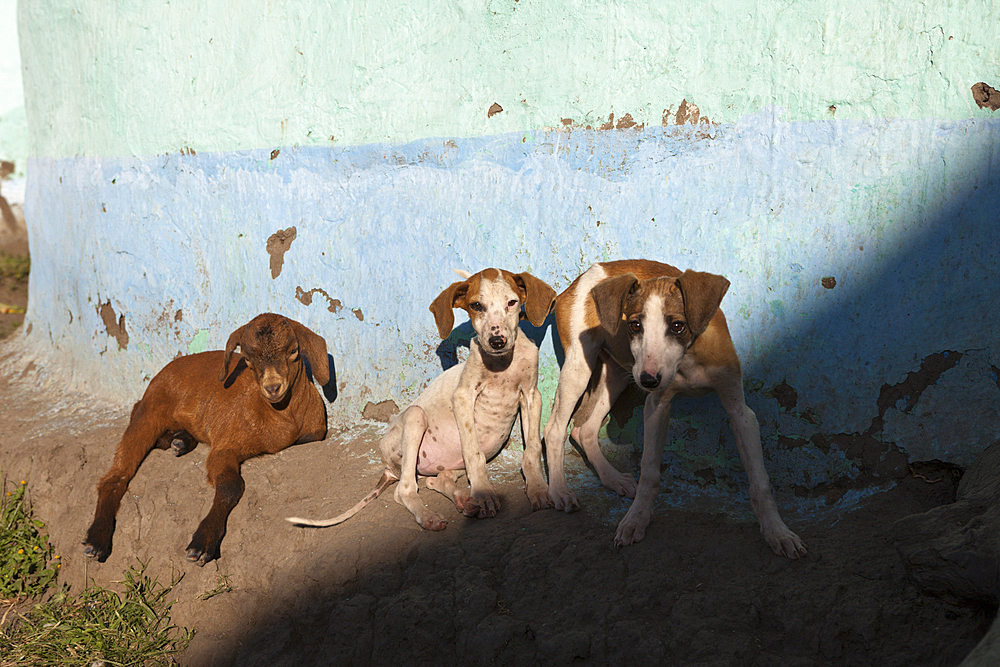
628,320,642,335
507,299,518,308
670,321,687,335
470,302,485,312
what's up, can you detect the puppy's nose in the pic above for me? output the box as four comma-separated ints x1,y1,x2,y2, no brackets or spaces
639,372,661,389
488,335,507,350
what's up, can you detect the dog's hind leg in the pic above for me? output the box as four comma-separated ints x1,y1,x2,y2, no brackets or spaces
425,469,473,513
393,406,448,531
571,354,635,498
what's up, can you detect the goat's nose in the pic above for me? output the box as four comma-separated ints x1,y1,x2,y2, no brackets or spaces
263,383,282,397
488,335,506,350
639,372,661,389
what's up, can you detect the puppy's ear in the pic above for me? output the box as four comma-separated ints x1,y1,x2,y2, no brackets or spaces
219,324,246,381
289,320,330,386
590,274,639,336
676,270,730,337
429,280,471,339
512,272,557,327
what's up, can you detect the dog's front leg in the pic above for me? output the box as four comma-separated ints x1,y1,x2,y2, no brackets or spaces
716,382,806,559
452,384,500,518
519,384,551,510
614,392,672,547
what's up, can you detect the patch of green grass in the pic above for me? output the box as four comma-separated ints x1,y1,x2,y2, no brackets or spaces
0,562,193,667
0,476,192,666
0,253,29,282
0,478,59,599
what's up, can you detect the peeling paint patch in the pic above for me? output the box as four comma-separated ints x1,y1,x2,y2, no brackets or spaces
352,308,364,322
362,399,399,423
881,350,1000,467
821,276,837,289
972,82,1000,111
266,227,297,279
98,301,129,349
769,380,798,411
295,286,342,313
487,103,503,118
187,328,210,354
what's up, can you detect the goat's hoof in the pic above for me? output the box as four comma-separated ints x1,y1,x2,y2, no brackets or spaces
185,547,216,566
82,542,111,562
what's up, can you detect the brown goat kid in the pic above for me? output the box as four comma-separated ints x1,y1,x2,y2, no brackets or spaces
83,313,330,566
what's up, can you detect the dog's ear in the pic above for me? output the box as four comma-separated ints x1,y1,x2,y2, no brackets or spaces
512,272,557,327
591,274,639,336
676,270,730,337
289,320,330,386
429,280,471,339
219,324,246,381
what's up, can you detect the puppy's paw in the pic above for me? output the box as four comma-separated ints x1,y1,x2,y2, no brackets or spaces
614,506,651,547
462,488,500,518
767,527,807,560
420,514,448,531
547,483,580,513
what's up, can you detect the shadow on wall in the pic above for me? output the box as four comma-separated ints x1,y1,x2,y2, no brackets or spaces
607,138,1000,504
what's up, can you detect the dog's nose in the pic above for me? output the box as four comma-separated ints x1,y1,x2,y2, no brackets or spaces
639,372,661,389
488,335,507,350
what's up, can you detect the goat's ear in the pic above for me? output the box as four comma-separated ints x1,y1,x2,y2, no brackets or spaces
219,325,245,382
676,270,730,337
513,272,557,327
590,274,639,336
290,321,330,386
428,280,470,340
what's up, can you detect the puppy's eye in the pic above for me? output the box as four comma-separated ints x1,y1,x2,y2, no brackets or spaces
670,321,687,335
628,320,642,335
470,302,485,312
507,299,518,308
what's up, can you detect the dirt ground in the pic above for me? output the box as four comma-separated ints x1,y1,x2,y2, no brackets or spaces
0,226,995,666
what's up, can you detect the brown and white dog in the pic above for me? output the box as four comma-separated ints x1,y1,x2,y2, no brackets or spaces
542,259,805,558
288,269,556,530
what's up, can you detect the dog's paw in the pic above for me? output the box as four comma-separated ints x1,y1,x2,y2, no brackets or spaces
420,514,448,531
548,483,580,513
767,527,808,560
462,488,500,518
598,470,637,499
614,506,651,547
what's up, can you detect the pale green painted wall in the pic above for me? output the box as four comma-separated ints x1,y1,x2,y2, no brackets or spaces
21,0,999,160
0,0,25,175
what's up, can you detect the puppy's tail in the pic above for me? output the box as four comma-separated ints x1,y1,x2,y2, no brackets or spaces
286,469,398,528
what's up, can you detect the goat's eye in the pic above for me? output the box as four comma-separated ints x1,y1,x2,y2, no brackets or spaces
507,299,518,308
627,320,642,335
470,302,484,312
288,348,299,360
670,320,687,335
244,359,255,369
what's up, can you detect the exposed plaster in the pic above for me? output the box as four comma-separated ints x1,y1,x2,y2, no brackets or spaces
98,301,129,350
295,286,342,313
972,82,1000,111
266,227,297,279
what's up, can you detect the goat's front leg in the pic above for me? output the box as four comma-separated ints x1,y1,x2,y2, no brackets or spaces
452,384,499,518
84,409,166,562
186,448,245,566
